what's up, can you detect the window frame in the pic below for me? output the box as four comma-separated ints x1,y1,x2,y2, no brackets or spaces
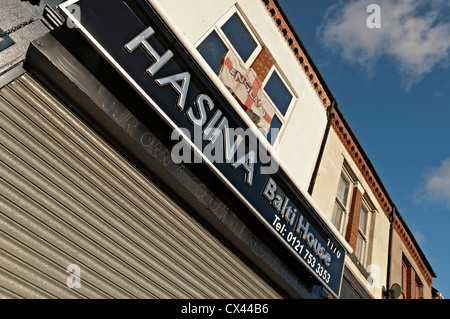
332,169,353,235
415,277,423,299
195,6,298,146
355,200,370,266
195,6,262,70
402,259,408,299
402,256,423,299
261,66,296,145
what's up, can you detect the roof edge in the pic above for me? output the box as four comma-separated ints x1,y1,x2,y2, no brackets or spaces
266,0,436,285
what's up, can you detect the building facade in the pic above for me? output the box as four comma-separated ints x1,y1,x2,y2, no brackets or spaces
0,0,438,299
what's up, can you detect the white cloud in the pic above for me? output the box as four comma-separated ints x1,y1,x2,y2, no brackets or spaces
317,0,450,89
413,230,427,245
422,158,450,208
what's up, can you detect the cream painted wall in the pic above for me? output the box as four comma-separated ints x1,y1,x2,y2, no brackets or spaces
153,0,429,299
390,232,432,299
311,130,391,298
309,131,345,220
155,0,328,190
155,0,401,298
155,0,236,44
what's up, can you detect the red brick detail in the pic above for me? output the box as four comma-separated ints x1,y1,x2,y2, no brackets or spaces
403,260,417,299
250,46,275,82
260,0,394,222
331,110,433,288
331,111,392,218
259,0,434,289
345,186,362,251
408,266,417,299
260,0,396,224
259,0,396,224
260,0,331,108
395,219,433,288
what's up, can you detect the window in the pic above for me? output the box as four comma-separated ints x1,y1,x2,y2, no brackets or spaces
402,256,423,299
197,31,228,73
402,260,408,299
221,13,257,63
332,171,352,235
263,68,294,144
197,8,295,145
415,278,423,299
267,114,282,143
197,8,261,72
264,70,293,117
355,203,369,265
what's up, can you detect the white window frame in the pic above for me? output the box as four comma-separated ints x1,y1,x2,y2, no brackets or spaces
261,65,296,145
332,168,353,235
355,200,370,266
195,6,262,69
195,7,297,146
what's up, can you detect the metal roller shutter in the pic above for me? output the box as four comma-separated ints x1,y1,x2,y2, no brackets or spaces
0,74,281,299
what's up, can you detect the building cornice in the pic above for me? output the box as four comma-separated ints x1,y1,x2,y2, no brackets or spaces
262,0,435,288
394,218,434,287
333,110,434,287
261,0,332,109
332,111,393,218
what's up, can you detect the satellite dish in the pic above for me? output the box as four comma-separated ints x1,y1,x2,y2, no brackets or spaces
390,283,402,299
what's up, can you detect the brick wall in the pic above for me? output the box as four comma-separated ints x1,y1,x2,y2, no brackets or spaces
250,46,275,82
345,186,362,251
259,0,434,290
261,0,331,108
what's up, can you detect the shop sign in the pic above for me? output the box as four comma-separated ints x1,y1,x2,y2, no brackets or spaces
59,0,346,297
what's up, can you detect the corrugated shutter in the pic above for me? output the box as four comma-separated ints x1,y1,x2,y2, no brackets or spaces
0,74,281,299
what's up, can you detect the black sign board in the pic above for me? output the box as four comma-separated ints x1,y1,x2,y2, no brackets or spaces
59,0,346,297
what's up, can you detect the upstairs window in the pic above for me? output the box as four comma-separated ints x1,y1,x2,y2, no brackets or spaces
332,171,352,235
402,259,408,299
197,31,228,73
264,70,293,117
402,256,423,299
221,13,257,63
197,7,295,146
415,278,423,299
197,8,261,72
263,68,294,144
355,202,370,265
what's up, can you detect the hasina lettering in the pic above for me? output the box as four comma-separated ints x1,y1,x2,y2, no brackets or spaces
124,27,256,185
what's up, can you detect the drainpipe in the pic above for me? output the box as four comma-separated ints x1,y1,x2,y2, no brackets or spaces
308,101,335,195
385,206,396,299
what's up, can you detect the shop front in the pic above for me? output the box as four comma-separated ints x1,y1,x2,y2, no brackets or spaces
0,0,348,299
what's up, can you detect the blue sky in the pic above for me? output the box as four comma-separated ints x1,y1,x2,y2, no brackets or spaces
278,0,450,298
